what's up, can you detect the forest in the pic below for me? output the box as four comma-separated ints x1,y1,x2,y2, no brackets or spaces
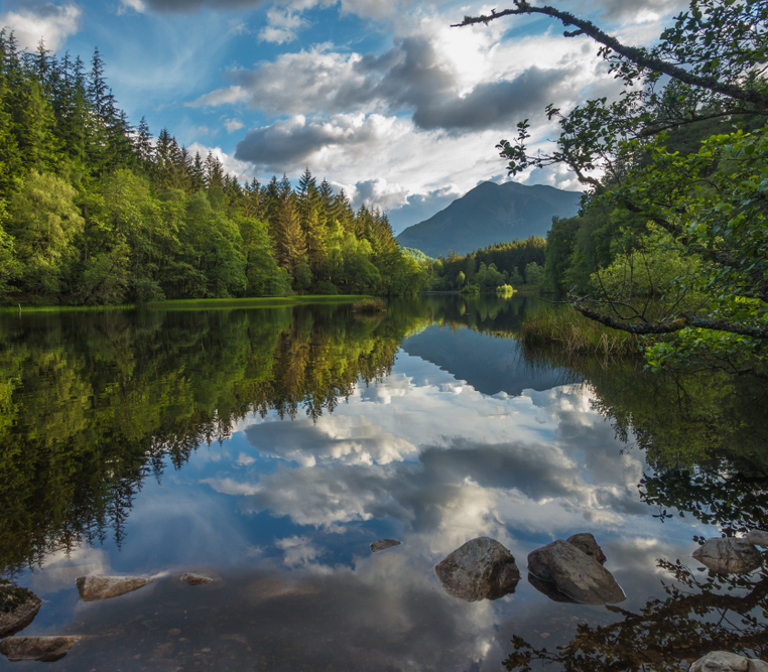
0,34,427,306
424,236,547,292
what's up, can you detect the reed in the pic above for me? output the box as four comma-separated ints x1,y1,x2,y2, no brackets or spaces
351,298,387,314
520,306,641,355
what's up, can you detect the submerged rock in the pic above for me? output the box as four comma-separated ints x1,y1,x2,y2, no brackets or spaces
690,651,768,672
181,573,214,586
370,539,402,553
692,538,763,574
745,530,768,547
566,533,607,565
527,539,625,605
435,537,520,602
76,575,151,601
0,580,43,637
0,636,80,662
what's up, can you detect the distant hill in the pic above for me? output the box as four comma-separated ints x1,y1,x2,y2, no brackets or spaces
401,247,433,262
396,181,581,258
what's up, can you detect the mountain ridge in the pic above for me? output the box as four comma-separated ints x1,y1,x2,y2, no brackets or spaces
396,181,582,258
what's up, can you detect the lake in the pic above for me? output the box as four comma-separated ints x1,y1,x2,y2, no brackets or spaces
1,295,766,671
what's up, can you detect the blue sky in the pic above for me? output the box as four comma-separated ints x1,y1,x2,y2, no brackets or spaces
0,0,686,233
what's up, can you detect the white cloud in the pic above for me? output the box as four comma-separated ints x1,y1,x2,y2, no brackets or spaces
187,85,250,108
224,117,245,133
0,2,82,51
118,0,147,14
258,7,308,44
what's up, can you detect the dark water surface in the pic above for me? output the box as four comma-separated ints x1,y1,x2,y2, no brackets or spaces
1,296,766,671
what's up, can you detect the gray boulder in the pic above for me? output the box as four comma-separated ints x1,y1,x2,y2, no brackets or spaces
435,537,520,602
692,538,763,574
744,530,768,547
567,533,607,565
0,580,42,637
0,636,80,662
371,539,402,553
76,575,151,601
690,651,768,672
527,539,625,605
181,573,213,586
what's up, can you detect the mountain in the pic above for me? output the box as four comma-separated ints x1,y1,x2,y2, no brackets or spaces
396,181,581,258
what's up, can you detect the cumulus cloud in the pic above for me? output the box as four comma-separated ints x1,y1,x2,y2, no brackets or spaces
258,7,307,44
201,36,575,135
0,2,82,51
234,113,405,173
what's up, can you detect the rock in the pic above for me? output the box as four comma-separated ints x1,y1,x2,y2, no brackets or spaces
527,539,625,605
690,651,768,672
0,580,43,637
566,533,607,565
0,636,80,662
181,573,213,586
370,539,402,553
527,574,577,603
692,538,763,574
76,575,151,601
435,537,520,602
745,530,768,547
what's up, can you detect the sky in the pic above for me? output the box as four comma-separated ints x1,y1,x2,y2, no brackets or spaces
0,0,687,233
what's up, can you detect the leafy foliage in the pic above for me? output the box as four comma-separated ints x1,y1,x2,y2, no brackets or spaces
0,35,424,305
457,0,768,371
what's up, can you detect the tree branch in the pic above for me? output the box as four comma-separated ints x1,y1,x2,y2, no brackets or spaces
574,304,768,339
453,2,768,109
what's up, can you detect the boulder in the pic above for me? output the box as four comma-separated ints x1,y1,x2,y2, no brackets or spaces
566,533,607,565
181,573,213,586
0,636,80,662
370,539,402,553
690,651,768,672
0,580,42,637
692,538,763,574
527,539,625,605
744,530,768,547
76,575,151,601
435,537,520,602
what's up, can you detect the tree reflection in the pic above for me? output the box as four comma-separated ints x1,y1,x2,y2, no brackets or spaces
505,560,768,672
0,305,421,576
511,336,768,672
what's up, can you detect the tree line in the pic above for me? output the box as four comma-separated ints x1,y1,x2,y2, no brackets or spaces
424,236,546,291
0,34,427,305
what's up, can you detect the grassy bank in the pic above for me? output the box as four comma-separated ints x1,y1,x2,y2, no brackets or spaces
520,305,642,355
0,295,374,314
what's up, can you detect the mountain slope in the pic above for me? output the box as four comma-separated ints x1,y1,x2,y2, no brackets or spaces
396,181,581,258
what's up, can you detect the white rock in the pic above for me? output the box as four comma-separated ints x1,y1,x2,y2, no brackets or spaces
76,575,151,601
690,651,768,672
692,538,763,574
744,530,768,547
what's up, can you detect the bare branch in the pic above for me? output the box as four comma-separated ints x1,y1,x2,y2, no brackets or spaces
453,2,768,109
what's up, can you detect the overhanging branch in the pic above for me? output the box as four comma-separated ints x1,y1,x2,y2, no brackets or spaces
453,2,768,110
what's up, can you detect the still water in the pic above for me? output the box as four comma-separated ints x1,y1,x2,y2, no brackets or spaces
0,296,766,671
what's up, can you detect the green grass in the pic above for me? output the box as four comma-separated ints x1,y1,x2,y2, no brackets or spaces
0,295,374,314
520,305,641,355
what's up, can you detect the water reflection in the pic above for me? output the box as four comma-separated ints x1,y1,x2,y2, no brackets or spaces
0,296,767,671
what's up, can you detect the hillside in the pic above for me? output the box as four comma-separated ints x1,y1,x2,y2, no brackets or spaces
396,181,581,258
